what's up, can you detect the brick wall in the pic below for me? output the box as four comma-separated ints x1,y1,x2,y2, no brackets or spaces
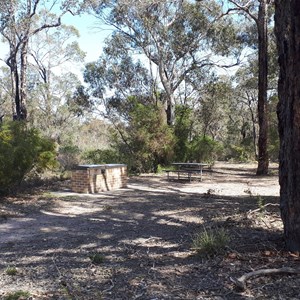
71,165,127,193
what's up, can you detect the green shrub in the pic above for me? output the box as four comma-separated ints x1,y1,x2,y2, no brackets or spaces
174,105,193,162
127,100,175,173
0,121,58,194
111,98,175,174
188,135,223,164
58,144,81,170
226,144,251,162
82,149,120,164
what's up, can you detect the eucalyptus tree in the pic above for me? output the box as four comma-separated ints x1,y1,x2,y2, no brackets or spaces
27,23,85,140
275,0,300,252
197,78,233,141
83,49,175,172
232,58,260,158
84,47,154,121
226,0,273,174
91,0,241,125
0,0,85,120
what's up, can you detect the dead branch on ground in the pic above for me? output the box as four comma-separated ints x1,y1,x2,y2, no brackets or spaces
230,267,300,291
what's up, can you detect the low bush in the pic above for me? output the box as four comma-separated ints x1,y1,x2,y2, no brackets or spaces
225,144,252,162
82,149,120,164
0,121,58,194
58,144,81,170
189,135,223,164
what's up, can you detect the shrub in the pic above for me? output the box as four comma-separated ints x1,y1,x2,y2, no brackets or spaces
58,144,81,170
82,149,120,164
225,144,252,162
174,105,193,162
127,100,175,173
0,121,58,194
111,98,175,174
189,135,223,164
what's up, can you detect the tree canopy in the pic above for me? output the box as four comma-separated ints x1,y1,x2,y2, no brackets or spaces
0,0,280,178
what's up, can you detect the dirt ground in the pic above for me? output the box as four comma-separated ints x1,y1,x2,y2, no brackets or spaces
0,161,299,300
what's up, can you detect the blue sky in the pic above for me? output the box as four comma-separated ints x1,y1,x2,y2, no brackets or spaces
62,13,113,63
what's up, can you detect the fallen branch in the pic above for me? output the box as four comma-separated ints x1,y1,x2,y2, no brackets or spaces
247,203,279,216
230,267,300,291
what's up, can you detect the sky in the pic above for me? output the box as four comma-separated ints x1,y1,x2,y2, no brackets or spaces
62,13,113,64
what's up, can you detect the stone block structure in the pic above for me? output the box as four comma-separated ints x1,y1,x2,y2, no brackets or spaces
71,164,127,193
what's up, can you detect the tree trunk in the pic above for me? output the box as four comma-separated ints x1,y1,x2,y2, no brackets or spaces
275,0,300,252
20,39,29,119
256,0,269,175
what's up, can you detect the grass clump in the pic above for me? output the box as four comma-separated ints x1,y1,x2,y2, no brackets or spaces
256,195,266,210
5,266,18,276
192,227,229,257
4,290,30,300
89,252,105,265
102,205,113,211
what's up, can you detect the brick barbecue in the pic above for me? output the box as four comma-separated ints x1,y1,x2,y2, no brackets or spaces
71,164,127,193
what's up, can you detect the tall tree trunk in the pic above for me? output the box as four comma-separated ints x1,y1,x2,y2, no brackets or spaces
158,59,176,126
275,0,300,252
20,40,29,119
256,0,269,175
9,54,21,120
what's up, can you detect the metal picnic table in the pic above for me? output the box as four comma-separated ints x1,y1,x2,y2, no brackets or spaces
165,162,208,181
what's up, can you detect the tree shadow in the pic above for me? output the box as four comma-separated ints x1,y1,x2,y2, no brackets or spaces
0,173,293,300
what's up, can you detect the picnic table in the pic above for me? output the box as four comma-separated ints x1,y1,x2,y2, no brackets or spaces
165,162,208,182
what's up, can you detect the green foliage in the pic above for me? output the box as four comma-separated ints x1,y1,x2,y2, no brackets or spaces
4,291,30,300
89,252,105,265
113,98,175,173
226,144,252,162
174,105,193,162
192,227,229,257
82,149,120,164
5,266,17,276
268,138,279,161
58,144,80,170
188,135,223,164
256,195,266,213
68,85,93,117
0,121,58,194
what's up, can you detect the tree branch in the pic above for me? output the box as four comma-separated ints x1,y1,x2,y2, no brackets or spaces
230,267,300,291
228,0,258,23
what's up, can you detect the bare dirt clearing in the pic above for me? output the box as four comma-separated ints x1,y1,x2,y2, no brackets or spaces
1,162,299,300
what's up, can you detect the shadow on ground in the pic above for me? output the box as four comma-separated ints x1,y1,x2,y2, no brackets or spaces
1,164,299,300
